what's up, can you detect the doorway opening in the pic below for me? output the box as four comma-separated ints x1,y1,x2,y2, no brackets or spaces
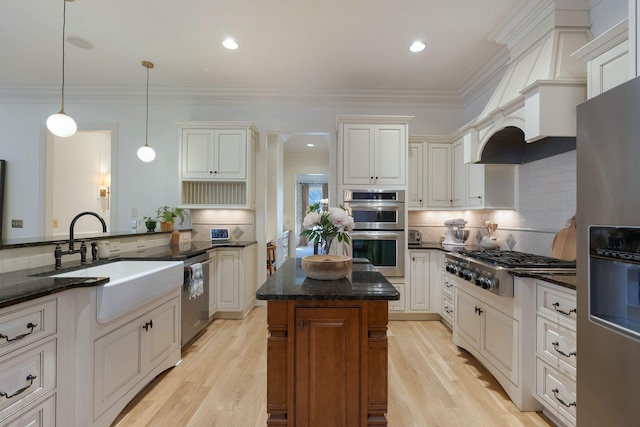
45,130,112,236
295,174,328,258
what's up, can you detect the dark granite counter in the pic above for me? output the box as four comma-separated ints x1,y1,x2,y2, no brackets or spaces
408,242,483,251
514,272,577,290
256,257,400,301
0,240,257,309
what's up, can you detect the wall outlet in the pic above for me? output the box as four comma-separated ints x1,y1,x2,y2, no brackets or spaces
137,239,145,248
53,219,58,228
110,241,120,252
11,219,23,228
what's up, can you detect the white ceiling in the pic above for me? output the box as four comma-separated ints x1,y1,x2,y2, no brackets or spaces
1,0,527,97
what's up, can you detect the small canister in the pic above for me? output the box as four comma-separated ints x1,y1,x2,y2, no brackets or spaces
97,241,110,259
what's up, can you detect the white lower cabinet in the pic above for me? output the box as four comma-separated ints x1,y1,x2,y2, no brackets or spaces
212,244,257,319
440,271,455,328
208,250,217,316
409,251,430,311
2,393,56,427
0,297,60,426
388,284,406,312
455,287,519,384
534,280,577,426
92,293,180,425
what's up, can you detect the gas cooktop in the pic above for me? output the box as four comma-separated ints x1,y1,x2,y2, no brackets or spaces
456,250,576,269
444,250,576,297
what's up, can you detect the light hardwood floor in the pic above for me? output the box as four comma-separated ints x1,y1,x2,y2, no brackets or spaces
113,306,554,427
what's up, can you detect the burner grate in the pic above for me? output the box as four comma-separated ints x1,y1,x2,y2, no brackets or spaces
458,250,576,269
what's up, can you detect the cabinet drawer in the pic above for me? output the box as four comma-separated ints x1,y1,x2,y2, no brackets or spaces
537,315,577,375
0,339,56,420
440,293,453,325
0,299,57,358
441,272,454,298
536,282,576,326
2,393,56,427
536,357,577,424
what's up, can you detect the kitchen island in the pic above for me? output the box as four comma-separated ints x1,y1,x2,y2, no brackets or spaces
256,258,399,427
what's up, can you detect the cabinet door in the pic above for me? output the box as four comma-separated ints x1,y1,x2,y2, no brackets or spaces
374,124,405,185
389,283,406,312
216,250,240,311
181,129,215,179
208,251,217,316
94,317,145,419
213,129,247,179
451,140,465,207
295,307,361,427
454,289,481,349
409,251,430,311
427,143,451,208
465,163,485,207
342,124,374,185
482,304,517,384
144,296,180,368
408,143,423,207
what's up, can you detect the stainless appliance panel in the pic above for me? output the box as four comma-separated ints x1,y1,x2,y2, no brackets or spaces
577,75,640,426
345,202,405,230
351,230,404,277
181,252,211,347
344,189,404,202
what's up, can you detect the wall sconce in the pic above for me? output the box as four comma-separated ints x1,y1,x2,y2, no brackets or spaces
99,174,111,209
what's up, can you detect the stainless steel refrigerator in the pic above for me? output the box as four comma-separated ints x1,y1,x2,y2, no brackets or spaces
577,74,640,426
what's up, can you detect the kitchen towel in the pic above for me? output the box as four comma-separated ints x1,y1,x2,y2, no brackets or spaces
188,263,204,300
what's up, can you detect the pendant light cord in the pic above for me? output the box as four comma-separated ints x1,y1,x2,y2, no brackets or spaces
60,0,67,113
145,65,149,146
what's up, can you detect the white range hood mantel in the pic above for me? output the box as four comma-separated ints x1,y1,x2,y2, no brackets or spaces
463,3,592,164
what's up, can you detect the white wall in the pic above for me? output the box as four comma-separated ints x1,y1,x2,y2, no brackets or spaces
0,95,463,240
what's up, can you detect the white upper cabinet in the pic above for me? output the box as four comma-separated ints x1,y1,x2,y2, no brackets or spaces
338,116,412,187
181,128,247,180
426,143,451,208
573,19,629,99
407,142,423,207
179,122,257,208
408,137,514,210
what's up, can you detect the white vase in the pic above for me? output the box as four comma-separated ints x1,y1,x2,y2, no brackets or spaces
328,235,352,257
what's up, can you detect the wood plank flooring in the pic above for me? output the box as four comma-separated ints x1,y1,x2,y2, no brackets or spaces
112,306,554,427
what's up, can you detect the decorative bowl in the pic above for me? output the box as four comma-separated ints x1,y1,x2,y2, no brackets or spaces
301,255,352,280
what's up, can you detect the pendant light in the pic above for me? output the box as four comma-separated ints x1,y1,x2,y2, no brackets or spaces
137,60,156,162
47,0,77,138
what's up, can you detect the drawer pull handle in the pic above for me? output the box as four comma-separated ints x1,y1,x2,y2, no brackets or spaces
0,374,37,399
552,341,577,358
551,388,576,408
142,320,153,331
445,308,453,314
0,322,38,343
552,302,576,316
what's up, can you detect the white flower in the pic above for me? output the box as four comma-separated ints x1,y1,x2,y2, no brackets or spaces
328,207,354,231
302,211,321,229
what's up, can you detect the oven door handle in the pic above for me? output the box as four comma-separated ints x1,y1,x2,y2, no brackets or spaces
185,258,212,268
351,231,404,239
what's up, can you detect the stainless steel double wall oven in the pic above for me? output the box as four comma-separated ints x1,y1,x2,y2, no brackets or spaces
344,189,405,277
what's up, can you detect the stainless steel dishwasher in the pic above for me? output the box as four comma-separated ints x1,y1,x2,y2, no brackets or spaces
181,252,211,347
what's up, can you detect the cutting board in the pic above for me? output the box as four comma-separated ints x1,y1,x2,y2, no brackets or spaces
552,216,576,261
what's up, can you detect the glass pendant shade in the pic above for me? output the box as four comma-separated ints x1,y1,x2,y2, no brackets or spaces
46,111,77,137
137,144,156,162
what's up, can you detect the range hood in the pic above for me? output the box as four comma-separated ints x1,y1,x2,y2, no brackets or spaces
465,2,591,165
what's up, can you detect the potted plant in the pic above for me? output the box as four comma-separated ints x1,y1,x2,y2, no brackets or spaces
156,206,185,232
143,216,157,232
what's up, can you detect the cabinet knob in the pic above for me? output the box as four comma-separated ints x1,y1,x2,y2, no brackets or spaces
209,171,213,174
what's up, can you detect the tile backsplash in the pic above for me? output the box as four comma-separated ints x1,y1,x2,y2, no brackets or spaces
190,209,255,242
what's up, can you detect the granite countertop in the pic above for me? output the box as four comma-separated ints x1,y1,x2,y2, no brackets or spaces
514,272,577,290
0,240,257,309
256,258,400,301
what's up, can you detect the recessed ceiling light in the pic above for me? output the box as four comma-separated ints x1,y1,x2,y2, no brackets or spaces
409,41,426,53
307,143,314,147
223,38,239,50
67,35,94,49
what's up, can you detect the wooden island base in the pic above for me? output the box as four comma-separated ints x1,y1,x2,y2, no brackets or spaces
266,300,389,427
